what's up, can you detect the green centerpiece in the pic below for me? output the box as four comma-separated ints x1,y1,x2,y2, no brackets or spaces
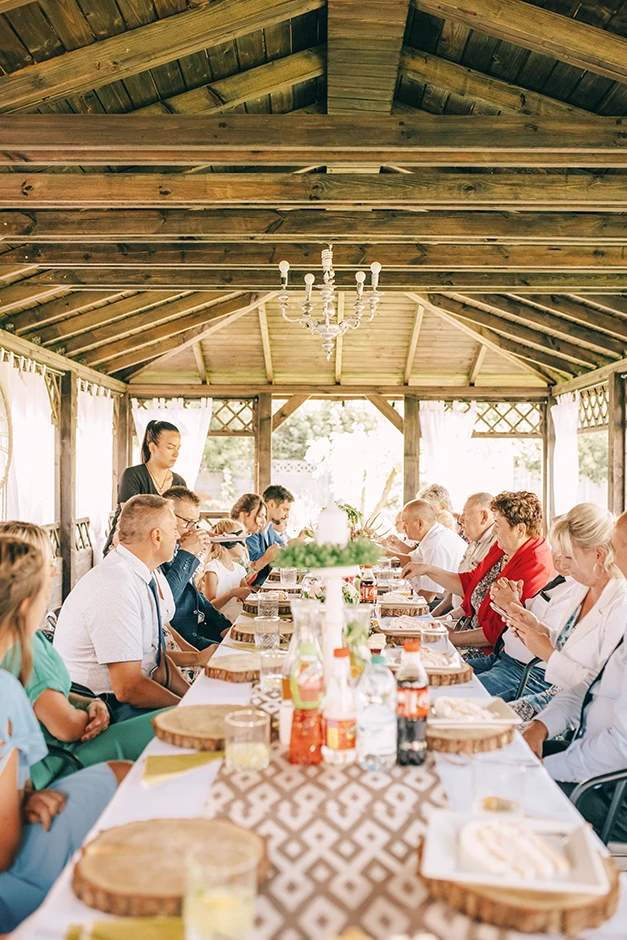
271,536,382,570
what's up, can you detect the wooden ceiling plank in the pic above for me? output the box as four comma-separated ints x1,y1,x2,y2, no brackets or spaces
4,171,627,209
4,210,627,244
400,47,594,119
327,1,410,114
571,294,627,319
414,0,627,86
258,302,273,383
130,382,548,398
0,0,325,112
192,342,208,384
7,241,627,269
0,0,37,11
468,344,487,386
511,293,627,341
366,393,404,433
464,292,626,357
272,394,310,430
428,293,611,368
2,114,627,165
16,267,627,291
0,280,66,316
404,302,424,384
5,290,126,334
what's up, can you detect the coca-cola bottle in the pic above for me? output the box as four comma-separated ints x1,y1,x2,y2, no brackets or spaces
396,639,429,766
360,565,378,604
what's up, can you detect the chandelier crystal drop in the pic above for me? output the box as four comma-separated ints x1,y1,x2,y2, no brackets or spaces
277,245,382,360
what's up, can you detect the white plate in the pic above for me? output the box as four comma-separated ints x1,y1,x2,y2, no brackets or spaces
421,810,609,896
428,696,522,728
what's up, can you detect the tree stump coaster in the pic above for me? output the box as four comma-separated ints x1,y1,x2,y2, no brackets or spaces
427,662,474,686
231,621,294,644
242,598,293,617
152,704,251,751
73,819,267,917
417,842,619,936
205,653,261,683
426,723,515,754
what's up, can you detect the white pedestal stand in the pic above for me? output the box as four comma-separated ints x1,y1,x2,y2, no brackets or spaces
311,565,360,680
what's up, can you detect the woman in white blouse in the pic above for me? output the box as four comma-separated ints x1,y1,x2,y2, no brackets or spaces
500,503,627,720
201,520,251,622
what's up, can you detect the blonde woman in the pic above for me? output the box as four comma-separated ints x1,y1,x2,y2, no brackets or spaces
201,520,251,622
499,503,627,719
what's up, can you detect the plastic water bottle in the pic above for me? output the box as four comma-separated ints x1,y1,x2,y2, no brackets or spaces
322,648,357,766
356,653,397,771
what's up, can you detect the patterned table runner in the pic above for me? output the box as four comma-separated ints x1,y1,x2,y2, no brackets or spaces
208,686,510,940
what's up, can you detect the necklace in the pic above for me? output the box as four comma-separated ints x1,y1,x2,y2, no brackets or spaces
147,465,171,495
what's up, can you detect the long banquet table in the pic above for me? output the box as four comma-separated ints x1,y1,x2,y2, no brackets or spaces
14,634,627,940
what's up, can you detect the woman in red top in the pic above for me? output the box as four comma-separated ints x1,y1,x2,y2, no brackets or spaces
403,491,555,656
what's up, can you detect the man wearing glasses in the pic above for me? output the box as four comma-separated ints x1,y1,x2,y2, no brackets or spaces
161,486,230,647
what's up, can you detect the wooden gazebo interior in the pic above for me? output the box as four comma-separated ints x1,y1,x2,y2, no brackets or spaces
2,0,627,593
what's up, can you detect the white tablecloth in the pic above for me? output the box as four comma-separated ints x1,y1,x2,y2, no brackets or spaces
14,641,627,939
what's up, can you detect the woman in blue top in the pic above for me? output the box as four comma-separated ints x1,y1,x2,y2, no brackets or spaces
0,536,130,933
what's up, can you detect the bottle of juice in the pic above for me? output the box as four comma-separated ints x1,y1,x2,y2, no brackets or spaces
396,639,429,766
289,642,324,765
280,600,323,747
322,648,357,766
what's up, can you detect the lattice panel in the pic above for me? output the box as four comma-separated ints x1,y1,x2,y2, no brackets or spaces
209,399,255,435
579,384,609,431
445,401,543,437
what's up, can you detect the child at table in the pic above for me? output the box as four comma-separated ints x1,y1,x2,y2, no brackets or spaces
201,520,251,622
0,535,131,933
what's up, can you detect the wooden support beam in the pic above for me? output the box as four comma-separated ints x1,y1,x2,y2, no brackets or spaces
327,0,410,113
0,0,324,113
607,373,626,516
468,345,487,386
464,294,627,358
79,293,248,366
512,294,627,343
367,394,404,433
403,395,420,503
192,343,208,384
5,210,627,244
113,393,131,508
414,0,627,87
6,290,127,335
10,242,627,270
0,280,66,316
14,268,627,293
2,115,627,167
544,397,556,525
571,295,627,320
255,393,273,493
272,395,311,431
430,295,611,369
5,171,627,209
59,370,78,599
400,47,592,119
335,292,344,384
130,383,548,400
258,304,273,384
0,0,35,11
404,303,424,384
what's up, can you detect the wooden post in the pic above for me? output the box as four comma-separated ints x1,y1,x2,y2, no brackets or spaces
608,373,626,515
60,370,78,599
113,393,131,506
255,393,272,494
403,395,420,504
543,398,556,530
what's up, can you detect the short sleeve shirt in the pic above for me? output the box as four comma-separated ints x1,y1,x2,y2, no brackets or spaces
0,669,48,788
409,523,467,595
2,631,71,705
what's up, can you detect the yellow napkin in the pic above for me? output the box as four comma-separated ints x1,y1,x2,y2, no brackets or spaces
142,751,224,786
66,917,183,939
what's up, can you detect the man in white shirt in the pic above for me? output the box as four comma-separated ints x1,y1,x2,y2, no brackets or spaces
54,494,190,721
522,511,627,842
400,499,466,604
432,492,496,617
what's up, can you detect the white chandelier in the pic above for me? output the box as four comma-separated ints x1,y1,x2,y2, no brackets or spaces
278,245,382,360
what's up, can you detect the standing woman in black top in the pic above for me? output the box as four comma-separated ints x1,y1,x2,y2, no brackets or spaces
104,420,186,554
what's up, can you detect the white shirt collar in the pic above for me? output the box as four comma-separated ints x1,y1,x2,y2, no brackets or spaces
114,543,153,584
419,522,444,546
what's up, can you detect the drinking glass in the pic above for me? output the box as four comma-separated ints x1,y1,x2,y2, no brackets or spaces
419,628,449,653
258,591,280,618
281,567,298,585
225,709,270,772
259,649,286,694
473,756,527,815
253,615,280,650
184,840,258,940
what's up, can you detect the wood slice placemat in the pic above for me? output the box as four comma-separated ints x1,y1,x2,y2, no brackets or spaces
152,704,250,751
231,621,294,644
417,842,619,936
73,818,267,917
242,598,293,617
426,724,516,754
427,662,474,686
205,652,261,683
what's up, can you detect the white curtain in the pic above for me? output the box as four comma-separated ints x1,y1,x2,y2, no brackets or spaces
551,392,579,517
131,397,212,489
0,361,56,525
419,400,477,510
77,388,114,561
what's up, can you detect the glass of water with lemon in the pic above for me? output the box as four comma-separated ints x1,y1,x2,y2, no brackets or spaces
224,708,270,772
184,841,258,940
